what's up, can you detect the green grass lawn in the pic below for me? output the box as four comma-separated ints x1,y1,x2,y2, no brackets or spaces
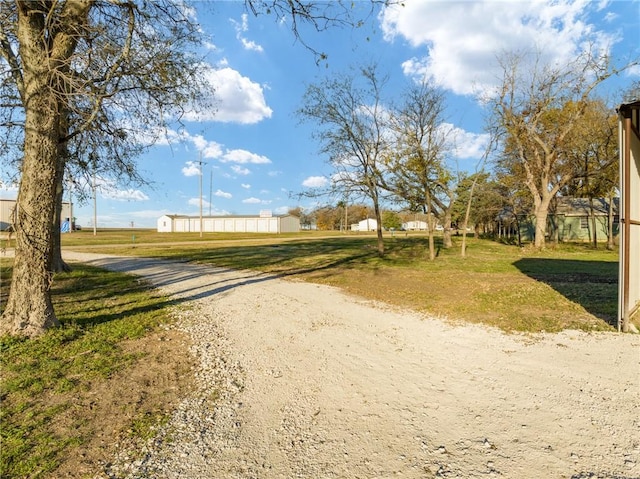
62,230,620,332
0,260,190,479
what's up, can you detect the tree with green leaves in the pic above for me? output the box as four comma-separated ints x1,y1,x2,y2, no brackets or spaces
487,49,631,248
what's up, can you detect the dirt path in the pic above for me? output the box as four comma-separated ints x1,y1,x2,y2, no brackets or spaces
64,252,640,479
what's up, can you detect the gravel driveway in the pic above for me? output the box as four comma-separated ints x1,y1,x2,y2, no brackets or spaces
64,252,640,479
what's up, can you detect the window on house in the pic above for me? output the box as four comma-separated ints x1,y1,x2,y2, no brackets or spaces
580,217,589,229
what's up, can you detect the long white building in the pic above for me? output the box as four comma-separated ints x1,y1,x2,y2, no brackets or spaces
157,213,300,234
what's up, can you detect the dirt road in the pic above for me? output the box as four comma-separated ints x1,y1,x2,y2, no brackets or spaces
65,252,640,479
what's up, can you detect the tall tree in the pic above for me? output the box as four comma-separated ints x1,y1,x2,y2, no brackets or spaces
487,49,627,248
299,64,390,255
1,1,389,337
0,1,205,337
385,80,450,260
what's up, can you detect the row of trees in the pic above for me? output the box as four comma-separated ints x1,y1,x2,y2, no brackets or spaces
297,51,634,259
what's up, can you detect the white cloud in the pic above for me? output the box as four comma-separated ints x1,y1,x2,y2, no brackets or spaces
302,176,328,188
231,165,251,175
221,149,272,164
182,161,202,177
187,197,212,209
241,183,251,189
242,197,262,204
185,67,272,123
0,182,19,199
442,123,491,160
101,188,149,202
214,189,232,198
203,142,224,159
380,0,617,96
232,13,264,52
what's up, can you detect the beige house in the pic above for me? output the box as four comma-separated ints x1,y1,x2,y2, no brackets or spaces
1,198,72,231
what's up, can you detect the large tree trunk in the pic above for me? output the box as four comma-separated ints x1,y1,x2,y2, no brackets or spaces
0,3,89,337
52,169,72,273
533,201,550,248
1,92,61,336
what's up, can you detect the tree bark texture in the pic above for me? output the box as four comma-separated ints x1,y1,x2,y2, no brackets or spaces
1,2,89,336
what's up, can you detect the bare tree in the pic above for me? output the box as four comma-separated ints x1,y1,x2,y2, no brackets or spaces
298,64,390,255
384,80,450,260
0,1,390,337
487,49,630,248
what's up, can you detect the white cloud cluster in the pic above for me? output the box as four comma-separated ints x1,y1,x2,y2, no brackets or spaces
232,13,264,52
220,149,271,164
242,197,271,205
214,189,232,198
176,134,272,176
100,186,149,202
182,161,202,177
441,123,491,160
302,176,328,188
231,165,250,175
185,67,272,124
380,0,618,96
188,197,212,209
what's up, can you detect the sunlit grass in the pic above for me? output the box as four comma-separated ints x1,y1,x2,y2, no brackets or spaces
62,231,619,333
0,263,176,479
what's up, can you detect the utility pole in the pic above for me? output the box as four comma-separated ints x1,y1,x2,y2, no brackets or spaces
209,168,213,217
196,152,206,238
92,154,97,236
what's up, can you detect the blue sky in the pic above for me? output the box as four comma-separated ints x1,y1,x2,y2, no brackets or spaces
3,0,640,228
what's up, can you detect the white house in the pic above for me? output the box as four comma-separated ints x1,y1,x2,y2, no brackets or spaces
402,220,428,231
351,218,377,232
157,213,300,234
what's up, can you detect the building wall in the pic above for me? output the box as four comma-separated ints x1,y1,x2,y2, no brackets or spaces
1,199,72,231
157,215,300,233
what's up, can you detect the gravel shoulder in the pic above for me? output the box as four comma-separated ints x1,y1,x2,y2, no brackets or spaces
63,251,640,479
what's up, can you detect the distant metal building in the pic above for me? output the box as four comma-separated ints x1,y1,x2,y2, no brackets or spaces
157,213,300,234
0,199,72,231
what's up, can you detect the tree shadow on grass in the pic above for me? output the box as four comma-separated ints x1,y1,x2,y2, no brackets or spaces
513,258,618,327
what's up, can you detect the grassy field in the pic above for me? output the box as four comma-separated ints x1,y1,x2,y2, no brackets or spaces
0,260,193,479
61,229,620,332
0,230,621,478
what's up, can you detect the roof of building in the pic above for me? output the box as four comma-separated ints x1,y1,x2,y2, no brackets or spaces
555,197,619,216
160,213,298,219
